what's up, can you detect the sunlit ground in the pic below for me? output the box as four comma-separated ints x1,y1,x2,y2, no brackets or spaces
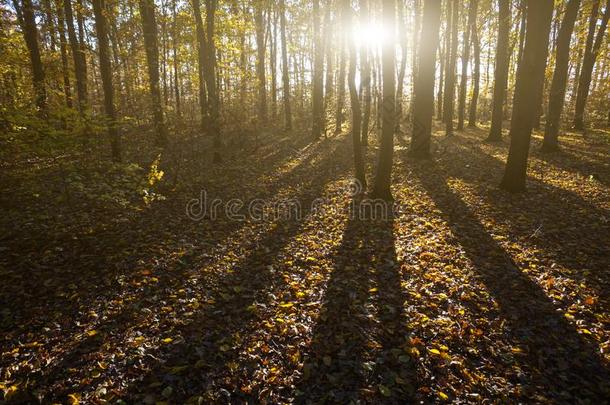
0,124,608,402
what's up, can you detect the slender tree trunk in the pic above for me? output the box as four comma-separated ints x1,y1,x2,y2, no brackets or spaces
436,17,445,119
312,0,324,139
55,0,72,108
92,0,120,161
488,0,511,141
467,19,480,127
501,0,554,193
411,0,442,158
360,0,372,146
517,0,526,67
573,0,609,130
64,0,87,112
192,0,207,127
345,0,366,188
171,0,181,117
204,0,220,160
334,18,347,134
457,0,477,130
255,2,268,124
371,0,396,201
13,0,46,114
542,0,581,151
443,0,458,135
279,0,292,129
395,0,410,132
269,8,278,119
139,0,168,146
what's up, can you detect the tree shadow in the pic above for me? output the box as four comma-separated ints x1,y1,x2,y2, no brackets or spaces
0,135,349,401
438,133,609,302
405,156,609,401
294,203,417,403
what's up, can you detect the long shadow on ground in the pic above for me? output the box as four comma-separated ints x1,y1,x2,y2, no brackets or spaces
295,204,417,403
405,154,609,401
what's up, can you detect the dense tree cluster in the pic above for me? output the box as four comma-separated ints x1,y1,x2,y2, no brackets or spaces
1,0,609,194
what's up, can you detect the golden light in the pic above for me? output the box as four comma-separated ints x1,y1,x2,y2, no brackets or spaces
352,22,388,48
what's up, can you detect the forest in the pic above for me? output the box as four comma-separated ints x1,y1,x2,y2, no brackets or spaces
0,0,609,402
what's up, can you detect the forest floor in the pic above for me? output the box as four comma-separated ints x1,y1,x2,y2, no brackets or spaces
1,123,609,403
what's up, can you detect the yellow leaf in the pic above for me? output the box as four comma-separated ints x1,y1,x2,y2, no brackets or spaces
86,329,98,337
162,337,173,344
4,385,19,401
369,287,378,293
279,302,294,308
438,391,449,400
67,393,81,404
428,348,441,356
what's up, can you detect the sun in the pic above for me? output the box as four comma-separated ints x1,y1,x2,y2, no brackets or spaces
352,21,388,48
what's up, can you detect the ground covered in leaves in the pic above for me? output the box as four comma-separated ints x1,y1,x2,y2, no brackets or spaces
1,124,609,403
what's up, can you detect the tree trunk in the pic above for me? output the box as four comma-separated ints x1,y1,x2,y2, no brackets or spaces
171,0,181,117
64,0,87,112
269,8,278,118
345,0,366,188
443,0,458,136
467,17,480,128
436,16,445,120
410,0,442,158
13,0,46,114
334,26,347,134
371,0,396,201
517,0,526,67
192,0,207,127
488,0,511,141
573,0,609,130
255,2,267,124
360,0,372,146
541,0,581,151
500,0,554,193
312,0,324,139
395,0,411,132
279,0,292,130
457,0,477,130
92,0,121,161
139,0,168,146
55,0,72,108
203,0,220,159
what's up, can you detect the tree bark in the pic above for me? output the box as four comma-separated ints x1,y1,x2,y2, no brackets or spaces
312,0,324,139
279,0,292,129
410,0,442,158
64,0,87,112
371,0,396,201
13,0,47,114
55,0,72,108
457,0,477,130
192,0,207,127
360,0,372,146
443,0,458,136
467,16,480,128
488,0,511,141
204,0,220,160
541,0,581,151
139,0,168,146
255,1,268,124
500,0,554,193
573,0,609,130
345,0,366,188
92,0,121,161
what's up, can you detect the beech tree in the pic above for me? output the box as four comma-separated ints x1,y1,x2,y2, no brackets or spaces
371,0,396,201
542,0,581,151
573,0,610,130
140,0,168,146
488,0,510,142
501,0,554,192
410,0,442,158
